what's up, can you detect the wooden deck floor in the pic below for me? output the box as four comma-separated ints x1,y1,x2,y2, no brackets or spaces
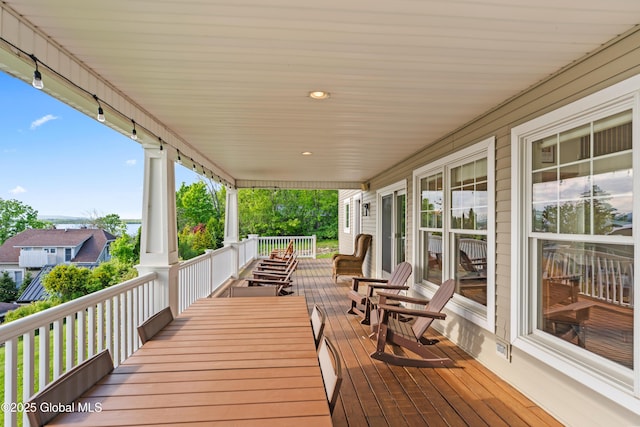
227,258,562,427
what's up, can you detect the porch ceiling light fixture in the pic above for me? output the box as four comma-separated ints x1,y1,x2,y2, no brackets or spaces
302,151,313,156
309,90,330,100
93,94,105,122
30,55,43,89
130,119,138,140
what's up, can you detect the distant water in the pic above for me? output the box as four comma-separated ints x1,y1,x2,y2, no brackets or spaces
54,223,141,236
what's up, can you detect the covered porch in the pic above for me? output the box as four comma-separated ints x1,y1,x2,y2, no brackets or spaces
228,258,561,427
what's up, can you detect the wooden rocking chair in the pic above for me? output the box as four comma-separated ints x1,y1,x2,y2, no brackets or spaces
347,262,412,325
370,279,455,368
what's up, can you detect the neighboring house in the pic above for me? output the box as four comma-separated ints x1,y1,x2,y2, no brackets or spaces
0,228,116,302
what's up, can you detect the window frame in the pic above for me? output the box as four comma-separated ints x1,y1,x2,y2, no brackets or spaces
413,136,496,331
511,75,640,404
343,199,351,233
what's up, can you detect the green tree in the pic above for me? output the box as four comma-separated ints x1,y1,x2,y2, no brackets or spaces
87,259,137,293
0,198,51,244
176,180,226,259
110,234,139,264
0,271,18,302
86,211,127,236
238,189,337,239
3,300,56,323
42,264,91,302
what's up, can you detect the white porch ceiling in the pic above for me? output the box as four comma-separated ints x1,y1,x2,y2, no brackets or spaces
3,1,640,188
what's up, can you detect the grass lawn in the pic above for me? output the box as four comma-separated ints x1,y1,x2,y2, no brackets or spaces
316,239,338,258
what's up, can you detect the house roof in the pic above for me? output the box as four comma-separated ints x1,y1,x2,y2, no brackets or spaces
0,228,117,264
2,2,640,189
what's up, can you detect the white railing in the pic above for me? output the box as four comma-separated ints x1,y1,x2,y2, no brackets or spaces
177,236,259,313
18,251,53,268
0,234,265,426
544,248,634,308
257,235,316,259
0,273,159,427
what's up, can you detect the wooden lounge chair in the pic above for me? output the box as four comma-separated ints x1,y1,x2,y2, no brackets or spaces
137,307,174,344
245,259,297,295
332,233,372,282
311,304,326,349
269,239,294,260
318,336,343,414
254,253,297,272
347,262,412,325
370,279,455,368
230,286,279,297
26,349,114,426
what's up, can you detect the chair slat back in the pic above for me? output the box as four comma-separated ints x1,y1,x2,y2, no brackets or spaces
137,307,174,344
311,304,326,349
412,279,455,339
27,349,114,426
230,286,279,297
387,262,412,287
318,337,342,414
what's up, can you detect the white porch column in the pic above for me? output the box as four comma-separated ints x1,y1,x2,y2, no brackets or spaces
136,143,179,315
224,186,239,244
223,186,239,277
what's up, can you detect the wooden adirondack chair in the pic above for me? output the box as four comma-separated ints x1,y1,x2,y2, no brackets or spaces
347,262,412,325
370,279,455,368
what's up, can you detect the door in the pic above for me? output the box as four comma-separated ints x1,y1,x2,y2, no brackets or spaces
378,182,407,276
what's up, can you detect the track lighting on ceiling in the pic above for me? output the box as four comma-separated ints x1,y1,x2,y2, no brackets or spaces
191,159,197,171
0,37,240,190
130,120,138,140
93,95,105,122
30,55,43,89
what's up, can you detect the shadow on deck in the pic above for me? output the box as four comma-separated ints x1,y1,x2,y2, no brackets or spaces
223,258,561,427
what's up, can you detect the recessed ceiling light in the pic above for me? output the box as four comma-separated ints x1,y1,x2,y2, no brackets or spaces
309,91,330,100
302,151,313,156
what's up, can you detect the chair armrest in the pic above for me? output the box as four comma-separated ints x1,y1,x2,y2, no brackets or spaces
352,277,388,291
376,291,431,305
367,284,409,290
378,304,447,320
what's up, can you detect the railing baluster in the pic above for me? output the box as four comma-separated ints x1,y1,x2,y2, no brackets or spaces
22,331,34,427
4,338,18,427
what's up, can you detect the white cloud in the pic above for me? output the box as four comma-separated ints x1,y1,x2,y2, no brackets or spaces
9,185,26,194
30,114,59,130
126,159,137,166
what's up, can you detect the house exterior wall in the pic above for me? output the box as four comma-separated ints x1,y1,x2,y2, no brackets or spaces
340,27,640,425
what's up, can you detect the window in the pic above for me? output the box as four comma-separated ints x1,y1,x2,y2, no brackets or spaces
344,199,351,233
512,75,640,400
44,248,56,254
414,137,495,330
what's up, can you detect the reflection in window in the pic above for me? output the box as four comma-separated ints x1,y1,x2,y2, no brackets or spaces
455,234,487,305
531,110,633,235
422,231,442,285
538,240,634,369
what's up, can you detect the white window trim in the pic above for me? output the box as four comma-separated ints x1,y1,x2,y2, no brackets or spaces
343,199,351,233
511,74,640,408
412,136,496,332
376,180,407,277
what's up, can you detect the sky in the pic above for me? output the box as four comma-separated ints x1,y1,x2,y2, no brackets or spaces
0,72,202,219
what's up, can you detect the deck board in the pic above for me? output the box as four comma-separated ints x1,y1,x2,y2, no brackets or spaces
228,258,562,427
